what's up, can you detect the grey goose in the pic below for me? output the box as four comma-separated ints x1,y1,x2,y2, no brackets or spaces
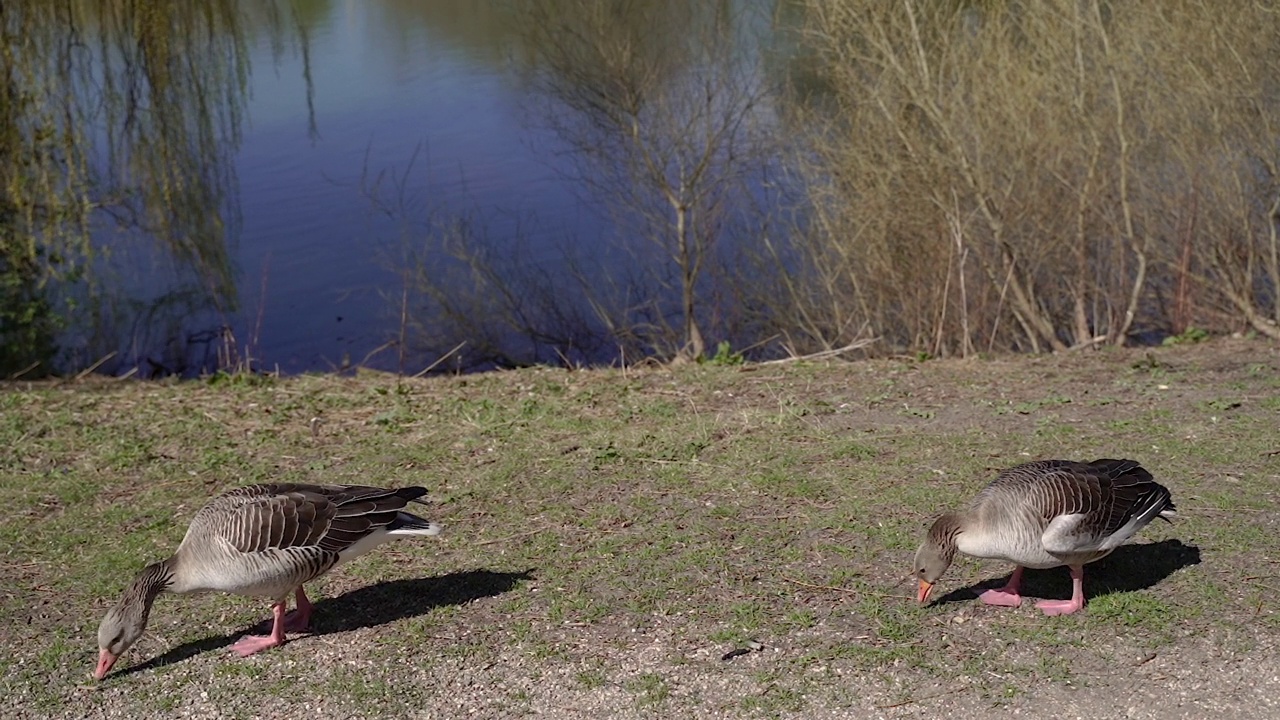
913,459,1175,615
94,483,442,679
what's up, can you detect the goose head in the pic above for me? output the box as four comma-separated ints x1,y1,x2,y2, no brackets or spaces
914,514,960,604
95,601,148,679
94,560,173,680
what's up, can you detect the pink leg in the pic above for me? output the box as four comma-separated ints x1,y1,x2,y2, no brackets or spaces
978,566,1024,607
231,601,288,657
1035,565,1086,616
283,587,313,632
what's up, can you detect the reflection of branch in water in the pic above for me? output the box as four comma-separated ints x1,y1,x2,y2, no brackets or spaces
290,3,320,145
129,325,220,379
125,321,240,379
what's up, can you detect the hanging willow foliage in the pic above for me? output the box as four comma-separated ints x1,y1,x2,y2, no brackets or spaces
0,0,297,376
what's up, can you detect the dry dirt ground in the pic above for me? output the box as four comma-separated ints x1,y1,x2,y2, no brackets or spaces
1,337,1278,718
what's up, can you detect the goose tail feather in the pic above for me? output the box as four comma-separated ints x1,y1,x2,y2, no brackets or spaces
389,512,443,536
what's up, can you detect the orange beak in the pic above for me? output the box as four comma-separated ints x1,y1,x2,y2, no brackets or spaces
917,579,934,604
94,648,117,680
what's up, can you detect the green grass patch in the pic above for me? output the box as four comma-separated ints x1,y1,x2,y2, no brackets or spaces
0,339,1275,717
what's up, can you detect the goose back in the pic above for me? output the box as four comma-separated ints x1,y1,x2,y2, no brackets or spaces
957,459,1174,568
170,483,438,597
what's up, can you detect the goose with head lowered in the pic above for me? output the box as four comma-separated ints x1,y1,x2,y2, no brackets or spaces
94,483,443,680
913,458,1175,615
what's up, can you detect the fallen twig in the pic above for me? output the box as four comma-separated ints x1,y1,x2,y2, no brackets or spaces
781,576,858,594
1067,335,1108,351
473,528,544,547
1180,504,1269,514
877,685,965,709
1263,449,1280,457
759,337,880,365
1135,652,1157,666
73,351,117,381
721,640,764,661
781,576,902,599
356,340,397,369
7,360,41,380
411,341,466,378
735,333,781,357
635,457,730,470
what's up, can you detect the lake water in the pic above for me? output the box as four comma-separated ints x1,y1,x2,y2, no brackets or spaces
221,1,601,373
20,1,1258,378
86,0,792,376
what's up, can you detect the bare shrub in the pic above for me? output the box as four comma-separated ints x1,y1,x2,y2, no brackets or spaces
776,0,1280,355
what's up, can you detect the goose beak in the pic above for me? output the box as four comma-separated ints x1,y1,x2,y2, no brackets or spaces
94,649,117,680
917,579,934,604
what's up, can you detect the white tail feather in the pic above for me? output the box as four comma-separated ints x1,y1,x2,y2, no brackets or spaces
335,522,442,566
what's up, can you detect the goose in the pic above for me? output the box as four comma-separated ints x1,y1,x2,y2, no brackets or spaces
913,458,1175,616
94,483,443,680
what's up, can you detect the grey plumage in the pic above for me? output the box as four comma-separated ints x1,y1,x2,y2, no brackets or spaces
176,484,439,595
95,483,442,679
914,459,1174,615
967,459,1174,562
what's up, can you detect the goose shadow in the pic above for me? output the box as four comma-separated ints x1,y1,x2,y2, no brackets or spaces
932,538,1201,606
113,568,532,678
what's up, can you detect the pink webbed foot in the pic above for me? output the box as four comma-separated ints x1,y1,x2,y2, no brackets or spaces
1034,565,1086,616
230,634,285,657
978,567,1024,608
1034,598,1084,616
237,599,291,656
978,588,1023,607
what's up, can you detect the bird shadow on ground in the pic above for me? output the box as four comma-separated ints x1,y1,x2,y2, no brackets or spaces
310,568,534,634
112,568,532,679
932,538,1201,605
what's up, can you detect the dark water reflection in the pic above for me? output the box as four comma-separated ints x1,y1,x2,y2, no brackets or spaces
52,0,795,376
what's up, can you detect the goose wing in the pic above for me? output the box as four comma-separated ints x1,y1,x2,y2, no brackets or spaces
187,483,431,555
1002,459,1173,555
